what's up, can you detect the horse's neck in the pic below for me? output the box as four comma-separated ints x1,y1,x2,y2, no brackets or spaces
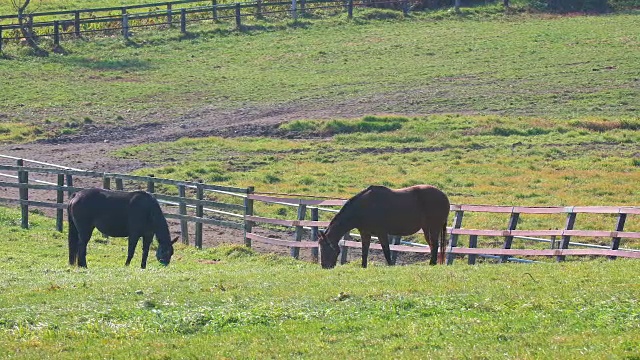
149,201,171,246
327,218,354,242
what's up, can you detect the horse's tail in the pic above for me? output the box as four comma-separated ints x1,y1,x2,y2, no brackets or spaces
438,222,446,265
68,206,79,266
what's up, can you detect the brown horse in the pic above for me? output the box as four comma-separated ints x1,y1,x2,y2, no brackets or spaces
68,188,178,269
318,185,450,268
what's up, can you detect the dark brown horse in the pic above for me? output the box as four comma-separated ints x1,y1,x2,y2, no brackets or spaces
318,185,450,268
68,188,178,269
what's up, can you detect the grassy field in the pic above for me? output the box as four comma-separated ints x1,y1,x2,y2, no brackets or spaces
116,114,640,244
1,9,639,134
1,4,639,358
0,207,639,359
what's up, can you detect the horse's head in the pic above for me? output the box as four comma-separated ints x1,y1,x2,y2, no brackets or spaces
156,237,179,266
318,230,340,269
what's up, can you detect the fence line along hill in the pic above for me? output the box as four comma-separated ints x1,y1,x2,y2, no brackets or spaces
1,156,638,266
0,0,411,51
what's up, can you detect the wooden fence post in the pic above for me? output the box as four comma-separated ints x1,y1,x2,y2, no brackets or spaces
557,211,577,262
167,3,173,27
609,213,627,260
339,233,350,265
499,211,519,263
212,0,218,22
102,175,111,190
66,172,74,197
256,0,263,18
347,0,353,19
390,235,401,265
290,204,307,259
56,174,64,232
115,178,124,190
300,0,306,17
0,26,3,53
446,209,464,265
178,184,189,245
402,0,409,16
74,11,80,37
310,207,319,262
146,174,155,193
180,9,186,33
73,11,80,38
235,3,242,29
122,9,129,40
468,234,478,265
17,159,28,229
53,21,60,46
243,186,254,247
195,181,204,249
291,0,297,20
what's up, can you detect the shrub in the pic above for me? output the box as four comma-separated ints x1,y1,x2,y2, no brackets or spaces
524,0,611,12
569,119,639,132
279,120,317,132
279,115,406,136
491,127,551,136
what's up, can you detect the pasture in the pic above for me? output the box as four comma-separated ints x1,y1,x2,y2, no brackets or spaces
0,207,639,359
0,2,639,358
0,9,639,131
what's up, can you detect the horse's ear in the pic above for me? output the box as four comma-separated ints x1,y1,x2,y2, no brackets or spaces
171,236,179,244
318,230,326,241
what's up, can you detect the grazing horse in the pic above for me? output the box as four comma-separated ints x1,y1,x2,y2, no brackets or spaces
68,188,178,269
318,185,450,269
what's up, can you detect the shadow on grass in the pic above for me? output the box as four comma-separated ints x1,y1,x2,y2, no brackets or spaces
57,56,152,71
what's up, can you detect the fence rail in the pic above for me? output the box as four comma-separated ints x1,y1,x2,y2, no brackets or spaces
0,0,408,51
0,161,251,248
242,193,640,265
0,159,638,265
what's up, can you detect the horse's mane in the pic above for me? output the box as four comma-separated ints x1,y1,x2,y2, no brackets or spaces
329,185,384,227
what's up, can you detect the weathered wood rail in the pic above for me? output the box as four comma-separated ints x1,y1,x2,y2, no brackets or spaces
1,158,638,265
0,162,252,248
243,194,640,264
0,0,407,51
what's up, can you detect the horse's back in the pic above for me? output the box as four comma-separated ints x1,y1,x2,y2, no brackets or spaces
367,185,448,208
69,188,150,237
356,185,449,233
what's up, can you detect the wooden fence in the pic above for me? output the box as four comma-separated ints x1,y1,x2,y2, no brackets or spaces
0,161,252,248
0,0,408,51
243,194,640,264
1,159,638,264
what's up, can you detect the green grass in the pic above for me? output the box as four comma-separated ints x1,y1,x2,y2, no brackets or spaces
116,114,640,232
1,4,639,358
1,11,639,128
0,206,639,359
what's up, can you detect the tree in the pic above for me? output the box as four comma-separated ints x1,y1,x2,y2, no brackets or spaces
11,0,48,56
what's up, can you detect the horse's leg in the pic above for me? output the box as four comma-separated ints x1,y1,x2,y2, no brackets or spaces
75,224,94,268
423,227,439,266
140,233,153,269
68,217,79,266
360,232,371,268
125,235,140,266
378,233,393,266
